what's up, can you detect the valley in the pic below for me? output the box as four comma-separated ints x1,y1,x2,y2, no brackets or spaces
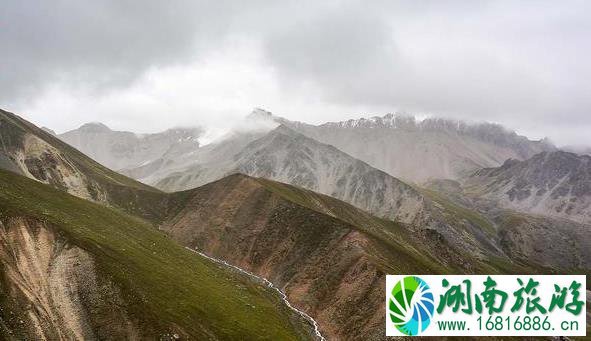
0,108,589,339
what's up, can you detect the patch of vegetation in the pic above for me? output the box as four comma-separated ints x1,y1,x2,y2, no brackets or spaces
0,169,312,340
420,188,496,235
496,211,529,228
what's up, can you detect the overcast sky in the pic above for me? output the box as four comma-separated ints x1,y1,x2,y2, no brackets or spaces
1,1,590,146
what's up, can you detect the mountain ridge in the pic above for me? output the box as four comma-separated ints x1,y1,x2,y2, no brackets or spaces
250,110,555,181
155,124,429,226
463,150,591,224
59,122,203,171
160,173,492,340
63,108,556,183
0,109,185,223
1,110,589,338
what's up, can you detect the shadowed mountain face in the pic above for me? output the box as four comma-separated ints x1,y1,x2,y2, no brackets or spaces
463,151,591,224
59,122,203,171
252,109,554,182
0,170,316,340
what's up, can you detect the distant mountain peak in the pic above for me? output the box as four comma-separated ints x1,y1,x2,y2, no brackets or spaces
320,112,526,137
320,112,413,129
60,122,203,171
162,126,203,138
247,107,274,120
78,122,111,132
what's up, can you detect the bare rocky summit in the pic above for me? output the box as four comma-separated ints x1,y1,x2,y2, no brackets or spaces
256,109,554,182
464,151,591,224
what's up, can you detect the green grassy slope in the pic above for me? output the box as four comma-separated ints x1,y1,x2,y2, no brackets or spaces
0,169,313,340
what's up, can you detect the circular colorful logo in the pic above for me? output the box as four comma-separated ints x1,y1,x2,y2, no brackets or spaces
388,276,435,336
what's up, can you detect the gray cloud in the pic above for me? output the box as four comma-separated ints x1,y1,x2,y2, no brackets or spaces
263,2,591,132
1,0,590,146
0,0,243,101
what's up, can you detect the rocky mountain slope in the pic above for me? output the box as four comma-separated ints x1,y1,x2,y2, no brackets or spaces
59,122,202,171
424,179,591,270
493,212,591,270
0,169,316,340
6,165,560,340
160,173,591,339
463,151,591,224
252,109,554,182
129,124,536,261
155,125,427,226
0,109,182,222
160,174,510,340
3,109,588,338
124,130,266,187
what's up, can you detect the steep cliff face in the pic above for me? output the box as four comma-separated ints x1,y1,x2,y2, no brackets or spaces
0,169,318,340
464,151,591,224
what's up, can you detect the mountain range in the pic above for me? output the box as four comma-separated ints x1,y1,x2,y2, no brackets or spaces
59,122,203,171
51,109,591,267
58,108,556,184
265,109,555,182
152,125,427,226
0,108,589,339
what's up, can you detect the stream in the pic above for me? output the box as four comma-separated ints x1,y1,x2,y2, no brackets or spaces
186,247,326,341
